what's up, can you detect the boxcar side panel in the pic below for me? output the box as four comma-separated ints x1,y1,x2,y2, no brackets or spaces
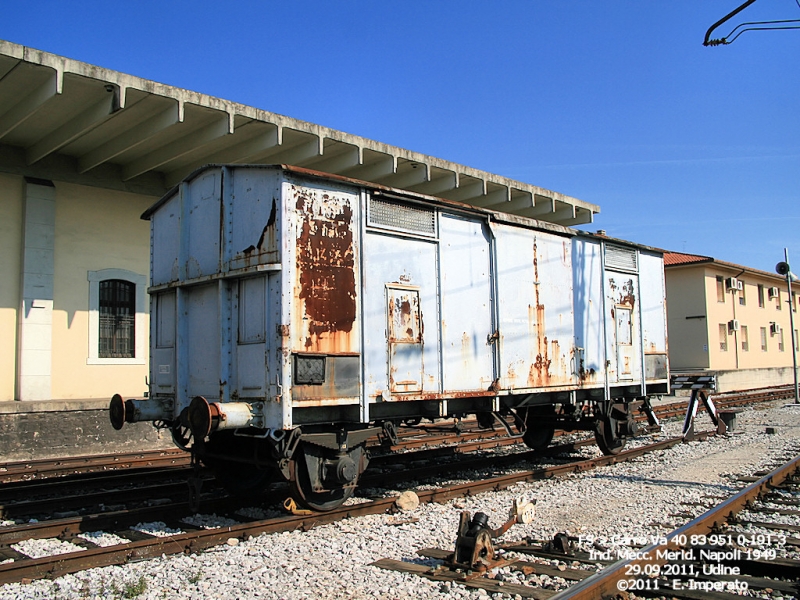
494,224,575,391
151,194,180,287
185,283,221,399
227,169,282,270
362,230,440,402
638,250,669,382
235,274,268,397
151,290,176,396
439,214,495,392
287,179,362,406
572,238,606,387
184,171,221,279
604,268,642,385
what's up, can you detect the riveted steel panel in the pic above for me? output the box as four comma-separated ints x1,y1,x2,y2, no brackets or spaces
439,214,495,391
150,194,180,286
289,181,360,356
362,230,440,401
227,170,282,269
184,171,221,279
236,275,267,396
185,283,221,399
572,238,605,387
152,291,176,393
606,273,641,383
494,224,575,390
638,250,669,382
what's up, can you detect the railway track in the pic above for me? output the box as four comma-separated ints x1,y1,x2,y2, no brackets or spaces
0,434,692,585
0,386,795,592
0,449,189,484
2,383,790,485
372,447,800,599
0,423,540,522
550,451,800,599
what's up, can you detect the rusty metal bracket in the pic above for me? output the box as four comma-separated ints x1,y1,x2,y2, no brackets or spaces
490,412,515,437
446,499,535,574
543,532,575,555
380,420,399,446
187,451,204,513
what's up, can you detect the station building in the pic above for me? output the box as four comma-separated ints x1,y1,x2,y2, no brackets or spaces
0,40,598,461
664,251,800,392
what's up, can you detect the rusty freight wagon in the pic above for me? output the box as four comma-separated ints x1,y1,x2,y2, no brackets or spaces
110,164,669,510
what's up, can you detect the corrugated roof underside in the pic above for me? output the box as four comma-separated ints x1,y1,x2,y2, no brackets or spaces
0,40,597,226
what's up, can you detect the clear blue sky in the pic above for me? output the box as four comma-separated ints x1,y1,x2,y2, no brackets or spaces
2,1,799,273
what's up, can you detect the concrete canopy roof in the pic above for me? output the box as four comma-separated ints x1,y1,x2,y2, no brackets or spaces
0,40,597,226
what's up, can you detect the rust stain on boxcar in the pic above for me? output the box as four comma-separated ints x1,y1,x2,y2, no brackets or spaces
620,279,636,308
608,278,636,310
461,331,471,365
238,198,279,266
578,360,597,384
387,293,422,343
528,238,552,387
294,188,357,353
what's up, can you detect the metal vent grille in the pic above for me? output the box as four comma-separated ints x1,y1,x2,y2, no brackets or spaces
605,244,638,272
369,197,436,236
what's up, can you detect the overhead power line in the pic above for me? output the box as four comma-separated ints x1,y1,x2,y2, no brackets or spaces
704,0,800,45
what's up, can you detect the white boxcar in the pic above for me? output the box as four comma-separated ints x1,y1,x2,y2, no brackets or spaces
110,165,668,510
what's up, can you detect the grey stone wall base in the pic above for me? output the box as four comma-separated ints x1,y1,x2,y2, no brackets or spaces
0,409,172,463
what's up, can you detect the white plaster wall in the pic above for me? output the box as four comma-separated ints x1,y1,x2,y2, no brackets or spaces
0,174,23,401
51,182,155,399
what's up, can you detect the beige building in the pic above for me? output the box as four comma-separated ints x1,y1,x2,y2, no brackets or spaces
665,251,800,392
0,40,598,460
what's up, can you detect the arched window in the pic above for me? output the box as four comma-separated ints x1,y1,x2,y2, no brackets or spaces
99,279,136,358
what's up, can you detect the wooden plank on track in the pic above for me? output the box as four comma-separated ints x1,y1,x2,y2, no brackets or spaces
371,557,557,599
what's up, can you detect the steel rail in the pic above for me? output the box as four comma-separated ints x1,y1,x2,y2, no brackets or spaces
0,449,189,483
0,438,593,548
550,451,800,599
0,435,689,585
1,386,786,483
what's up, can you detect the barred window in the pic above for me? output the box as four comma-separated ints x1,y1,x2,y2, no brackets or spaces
718,324,728,352
99,279,136,358
716,276,725,303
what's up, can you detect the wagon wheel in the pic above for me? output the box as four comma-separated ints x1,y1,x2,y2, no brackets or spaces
594,415,626,455
288,443,355,512
170,421,193,450
206,459,274,497
521,406,556,452
476,412,496,430
522,425,555,452
200,431,274,497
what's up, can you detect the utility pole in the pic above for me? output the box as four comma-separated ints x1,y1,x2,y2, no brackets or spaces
776,249,799,404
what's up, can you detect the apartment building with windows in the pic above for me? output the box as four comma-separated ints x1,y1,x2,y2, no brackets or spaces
664,251,800,392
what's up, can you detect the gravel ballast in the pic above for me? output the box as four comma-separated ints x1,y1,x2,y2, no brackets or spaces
1,400,798,600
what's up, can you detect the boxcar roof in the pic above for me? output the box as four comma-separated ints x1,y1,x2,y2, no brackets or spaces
144,163,660,255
